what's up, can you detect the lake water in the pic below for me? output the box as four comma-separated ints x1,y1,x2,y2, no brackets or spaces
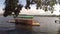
0,16,60,34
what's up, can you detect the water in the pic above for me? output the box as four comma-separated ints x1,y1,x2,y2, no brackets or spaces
0,16,60,34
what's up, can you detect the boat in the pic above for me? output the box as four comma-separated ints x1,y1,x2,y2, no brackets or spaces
9,16,40,26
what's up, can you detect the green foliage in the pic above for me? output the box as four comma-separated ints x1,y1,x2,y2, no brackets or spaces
14,4,23,17
32,0,56,13
3,0,23,17
25,0,31,9
3,0,57,17
36,0,41,9
45,6,48,11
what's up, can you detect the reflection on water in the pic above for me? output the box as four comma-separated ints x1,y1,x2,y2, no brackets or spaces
0,16,60,34
57,26,60,34
0,24,40,34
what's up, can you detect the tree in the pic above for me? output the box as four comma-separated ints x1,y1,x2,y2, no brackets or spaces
4,0,17,17
33,0,57,13
25,0,31,9
3,0,23,17
25,0,57,12
3,0,57,17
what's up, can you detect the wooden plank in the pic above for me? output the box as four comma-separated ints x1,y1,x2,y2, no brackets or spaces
32,22,40,26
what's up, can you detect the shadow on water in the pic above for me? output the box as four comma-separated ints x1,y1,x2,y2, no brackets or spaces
0,22,48,34
0,24,40,34
0,29,32,34
57,26,60,34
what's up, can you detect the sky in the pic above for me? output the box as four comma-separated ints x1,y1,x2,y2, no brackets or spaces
0,0,60,15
